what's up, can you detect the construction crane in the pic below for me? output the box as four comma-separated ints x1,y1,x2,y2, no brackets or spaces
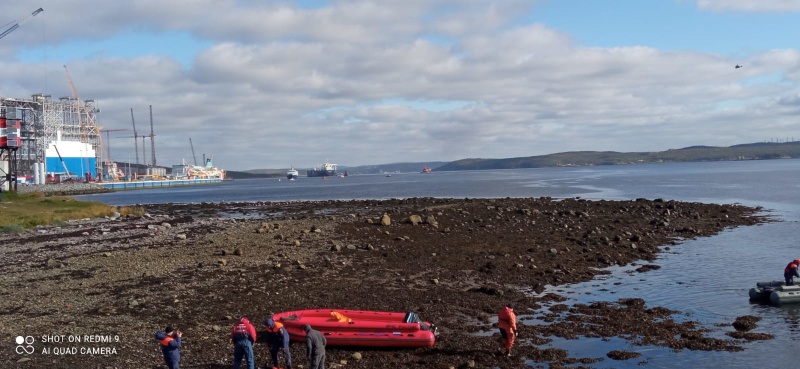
148,105,156,167
63,65,97,144
116,132,146,177
101,128,127,180
63,65,102,177
103,129,128,164
0,8,43,41
189,138,198,165
130,108,140,166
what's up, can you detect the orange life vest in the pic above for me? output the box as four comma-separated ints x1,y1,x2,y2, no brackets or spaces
160,336,174,347
330,311,352,323
266,322,284,333
786,261,799,273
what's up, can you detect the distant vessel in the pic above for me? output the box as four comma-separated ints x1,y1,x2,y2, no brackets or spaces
307,161,337,177
421,166,432,173
180,158,225,180
287,167,299,180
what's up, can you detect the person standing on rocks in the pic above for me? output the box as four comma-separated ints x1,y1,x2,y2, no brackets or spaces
785,259,800,285
154,326,182,369
231,317,258,369
497,303,517,357
264,316,292,369
303,324,326,369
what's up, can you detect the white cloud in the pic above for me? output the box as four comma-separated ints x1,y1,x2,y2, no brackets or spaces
1,0,799,170
697,0,800,12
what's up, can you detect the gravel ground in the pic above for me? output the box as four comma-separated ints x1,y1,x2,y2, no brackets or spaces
0,197,771,369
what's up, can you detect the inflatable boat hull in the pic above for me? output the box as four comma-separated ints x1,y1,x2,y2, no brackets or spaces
750,281,800,304
273,309,437,348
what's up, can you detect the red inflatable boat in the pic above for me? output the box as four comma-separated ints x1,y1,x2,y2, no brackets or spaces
272,309,437,348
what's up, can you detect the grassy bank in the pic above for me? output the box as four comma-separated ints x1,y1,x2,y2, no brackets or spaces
0,191,143,232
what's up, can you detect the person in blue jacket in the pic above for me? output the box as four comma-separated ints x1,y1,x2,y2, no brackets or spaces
264,317,292,369
154,326,182,369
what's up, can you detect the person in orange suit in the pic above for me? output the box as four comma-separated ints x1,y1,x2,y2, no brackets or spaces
497,303,517,356
785,259,800,285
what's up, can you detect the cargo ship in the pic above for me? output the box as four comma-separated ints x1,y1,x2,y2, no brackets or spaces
307,161,337,177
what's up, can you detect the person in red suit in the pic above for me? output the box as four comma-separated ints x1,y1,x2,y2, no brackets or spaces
497,303,517,356
231,317,257,369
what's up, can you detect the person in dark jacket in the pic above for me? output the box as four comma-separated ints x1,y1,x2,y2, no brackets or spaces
785,259,800,285
231,317,257,369
264,317,292,369
154,326,182,369
303,324,326,369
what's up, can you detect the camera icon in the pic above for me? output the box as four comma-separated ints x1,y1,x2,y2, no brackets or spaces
15,336,35,355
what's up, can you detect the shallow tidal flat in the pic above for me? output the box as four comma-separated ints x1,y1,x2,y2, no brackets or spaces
0,197,770,368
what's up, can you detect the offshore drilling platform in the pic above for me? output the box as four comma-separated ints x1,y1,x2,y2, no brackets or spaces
1,8,224,192
0,8,104,191
0,93,102,190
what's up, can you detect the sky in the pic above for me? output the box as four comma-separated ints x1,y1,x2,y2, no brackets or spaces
1,0,800,171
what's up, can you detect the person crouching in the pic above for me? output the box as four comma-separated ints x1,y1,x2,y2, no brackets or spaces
264,316,293,369
231,317,257,369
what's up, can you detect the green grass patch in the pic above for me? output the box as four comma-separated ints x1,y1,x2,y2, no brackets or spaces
0,191,144,232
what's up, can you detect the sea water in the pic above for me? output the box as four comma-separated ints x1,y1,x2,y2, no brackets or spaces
77,158,800,368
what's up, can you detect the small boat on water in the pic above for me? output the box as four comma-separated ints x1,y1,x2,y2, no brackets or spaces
273,309,437,348
421,166,431,173
287,167,299,180
749,281,800,304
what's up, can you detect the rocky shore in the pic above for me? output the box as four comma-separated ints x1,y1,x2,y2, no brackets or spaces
0,197,771,368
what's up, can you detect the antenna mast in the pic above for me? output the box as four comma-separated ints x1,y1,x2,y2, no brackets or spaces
130,108,139,166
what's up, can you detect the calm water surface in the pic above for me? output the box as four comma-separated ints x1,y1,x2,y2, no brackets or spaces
77,159,800,368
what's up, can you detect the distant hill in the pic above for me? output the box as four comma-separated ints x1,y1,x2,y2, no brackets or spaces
242,162,448,176
342,162,449,174
436,141,800,171
233,141,800,175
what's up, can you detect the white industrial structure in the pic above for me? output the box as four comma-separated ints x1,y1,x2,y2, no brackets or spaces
0,94,102,189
